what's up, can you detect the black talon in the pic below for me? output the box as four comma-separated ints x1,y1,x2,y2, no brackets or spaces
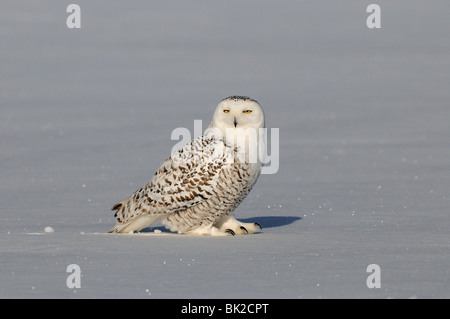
254,222,262,230
225,229,235,236
240,226,249,234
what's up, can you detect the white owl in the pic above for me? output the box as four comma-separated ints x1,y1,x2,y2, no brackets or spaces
110,96,265,236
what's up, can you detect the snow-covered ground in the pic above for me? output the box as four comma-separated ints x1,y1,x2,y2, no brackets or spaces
1,1,449,298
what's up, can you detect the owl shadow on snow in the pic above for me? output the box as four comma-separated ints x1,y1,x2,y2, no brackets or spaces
239,216,301,229
141,216,301,234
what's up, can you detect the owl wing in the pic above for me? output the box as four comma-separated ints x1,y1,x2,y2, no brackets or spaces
110,136,231,232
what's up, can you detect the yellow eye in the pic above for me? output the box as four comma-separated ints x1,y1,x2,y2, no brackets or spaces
223,109,230,113
243,110,252,114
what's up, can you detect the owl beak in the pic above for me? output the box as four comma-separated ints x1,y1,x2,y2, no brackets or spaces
233,117,238,127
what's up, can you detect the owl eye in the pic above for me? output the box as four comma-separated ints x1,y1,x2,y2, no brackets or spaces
223,109,230,113
243,110,252,114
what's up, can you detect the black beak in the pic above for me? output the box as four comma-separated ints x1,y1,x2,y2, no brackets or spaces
233,117,238,127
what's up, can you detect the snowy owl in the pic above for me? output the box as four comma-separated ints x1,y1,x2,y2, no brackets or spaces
110,96,265,236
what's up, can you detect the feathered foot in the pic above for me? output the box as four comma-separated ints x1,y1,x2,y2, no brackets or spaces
213,215,262,235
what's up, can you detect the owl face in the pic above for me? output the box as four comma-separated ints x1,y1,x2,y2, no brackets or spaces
210,96,265,131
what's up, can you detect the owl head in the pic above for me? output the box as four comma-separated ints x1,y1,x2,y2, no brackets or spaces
207,96,265,163
210,96,265,132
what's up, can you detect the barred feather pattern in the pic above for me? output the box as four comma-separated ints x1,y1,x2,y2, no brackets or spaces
110,134,261,234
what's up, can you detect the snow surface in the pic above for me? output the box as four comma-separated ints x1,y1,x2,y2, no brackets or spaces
1,1,450,298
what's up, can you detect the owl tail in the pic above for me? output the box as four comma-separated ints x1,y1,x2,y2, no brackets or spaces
110,198,161,234
109,214,161,233
110,198,130,219
111,200,126,213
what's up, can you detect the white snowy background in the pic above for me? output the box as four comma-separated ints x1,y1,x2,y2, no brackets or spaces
1,1,449,298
